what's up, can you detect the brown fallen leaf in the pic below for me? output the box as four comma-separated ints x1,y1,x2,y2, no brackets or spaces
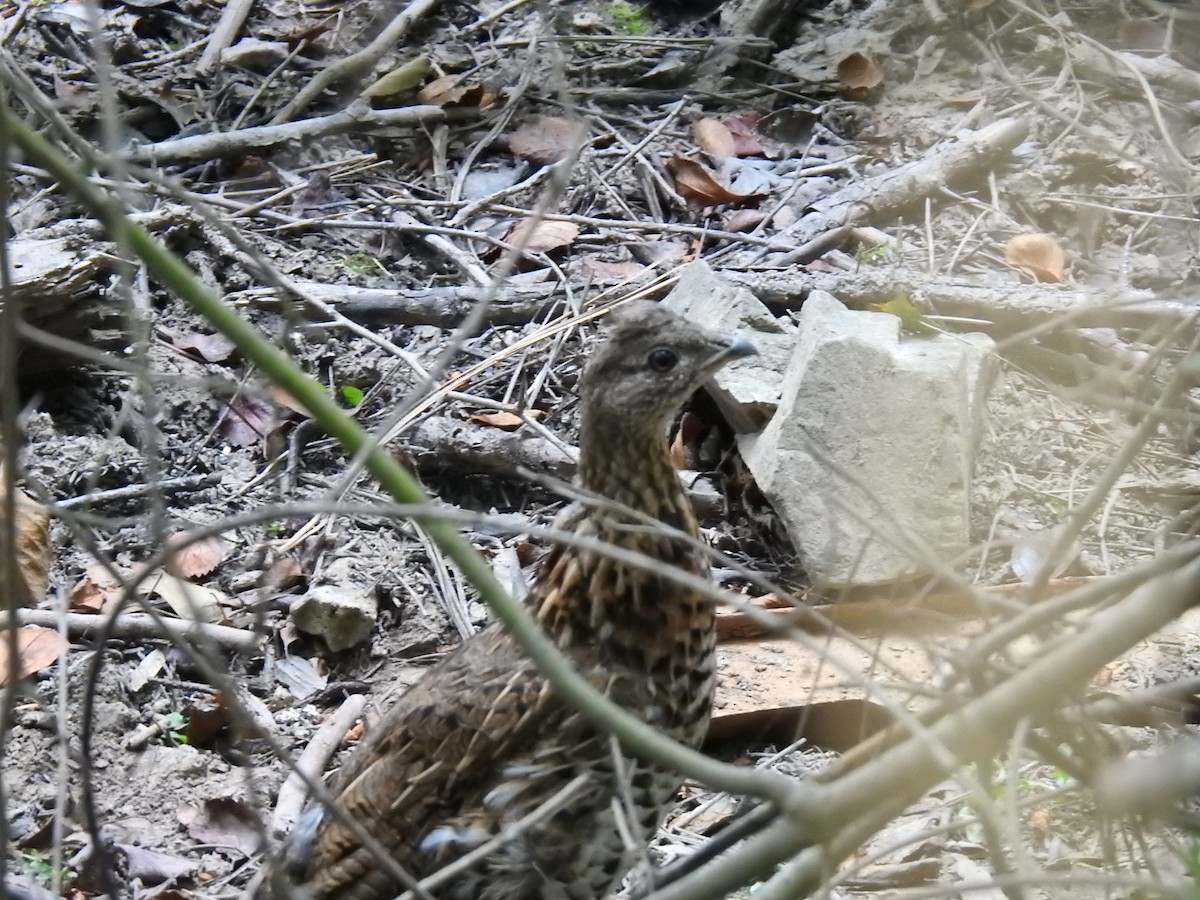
1005,233,1066,282
693,118,736,158
164,532,227,580
508,116,587,164
577,257,647,280
172,331,236,363
0,466,49,607
837,52,885,100
416,75,496,108
69,563,124,613
665,156,761,207
503,218,580,256
721,112,771,157
137,569,228,624
222,395,278,448
177,797,261,857
0,625,64,685
467,411,525,431
722,208,768,233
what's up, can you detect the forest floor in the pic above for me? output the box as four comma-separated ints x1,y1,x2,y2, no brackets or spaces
1,0,1198,897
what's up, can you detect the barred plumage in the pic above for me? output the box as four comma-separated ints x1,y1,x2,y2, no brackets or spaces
289,301,756,900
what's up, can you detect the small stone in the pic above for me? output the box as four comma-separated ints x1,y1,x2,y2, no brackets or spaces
291,584,377,652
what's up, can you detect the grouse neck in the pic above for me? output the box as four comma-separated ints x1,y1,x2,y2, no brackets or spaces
576,413,687,525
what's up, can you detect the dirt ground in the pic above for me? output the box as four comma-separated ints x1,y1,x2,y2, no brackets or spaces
1,0,1198,897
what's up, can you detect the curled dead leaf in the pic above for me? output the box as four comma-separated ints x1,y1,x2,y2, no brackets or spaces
137,569,228,624
503,219,580,256
508,116,587,165
69,563,124,613
0,625,64,685
1005,233,1065,283
665,156,761,207
693,118,736,158
467,411,525,431
416,75,496,108
722,208,768,233
164,532,227,580
0,472,49,607
173,331,236,363
837,52,884,99
361,56,432,101
721,112,771,157
222,395,279,448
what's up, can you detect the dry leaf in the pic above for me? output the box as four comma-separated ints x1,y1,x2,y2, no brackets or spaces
69,563,123,613
164,532,227,580
416,75,494,108
1,486,49,607
268,385,312,418
261,555,306,593
115,844,197,885
693,118,736,158
0,467,49,606
468,411,525,431
177,798,261,856
578,257,647,280
138,569,227,624
508,116,586,164
1005,233,1065,282
504,219,580,255
222,395,278,448
664,156,760,207
360,56,431,101
721,112,770,157
0,625,64,685
722,209,768,233
837,52,884,99
127,648,166,693
172,331,236,363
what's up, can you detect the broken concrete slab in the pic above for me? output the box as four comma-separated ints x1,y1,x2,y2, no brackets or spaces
661,260,793,430
739,291,995,587
290,559,377,651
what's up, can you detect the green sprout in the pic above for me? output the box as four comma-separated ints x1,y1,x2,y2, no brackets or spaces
610,1,649,34
337,251,386,277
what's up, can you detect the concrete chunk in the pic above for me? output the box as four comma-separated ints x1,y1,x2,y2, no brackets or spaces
661,260,793,430
290,560,377,651
739,292,995,587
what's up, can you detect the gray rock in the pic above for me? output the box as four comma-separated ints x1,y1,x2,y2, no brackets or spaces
661,260,794,430
739,292,995,587
290,561,377,651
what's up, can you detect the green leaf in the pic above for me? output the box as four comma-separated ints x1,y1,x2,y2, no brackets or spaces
867,295,936,335
341,385,365,406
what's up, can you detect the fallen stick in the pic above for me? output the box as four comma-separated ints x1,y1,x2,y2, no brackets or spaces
726,267,1196,332
126,104,447,164
272,693,366,837
270,0,444,124
2,609,262,651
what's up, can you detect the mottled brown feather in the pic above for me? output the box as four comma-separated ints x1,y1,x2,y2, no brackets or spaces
289,301,756,900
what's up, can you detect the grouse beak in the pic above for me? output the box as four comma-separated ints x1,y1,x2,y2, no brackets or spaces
705,334,758,371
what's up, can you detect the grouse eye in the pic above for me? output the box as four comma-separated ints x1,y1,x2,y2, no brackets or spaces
647,347,679,372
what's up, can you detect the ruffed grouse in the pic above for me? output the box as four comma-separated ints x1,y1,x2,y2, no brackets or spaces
284,301,756,900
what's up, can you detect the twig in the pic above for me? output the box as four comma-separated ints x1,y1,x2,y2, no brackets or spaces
126,104,448,164
272,694,366,837
55,473,221,509
195,0,255,73
270,0,443,124
2,609,262,651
